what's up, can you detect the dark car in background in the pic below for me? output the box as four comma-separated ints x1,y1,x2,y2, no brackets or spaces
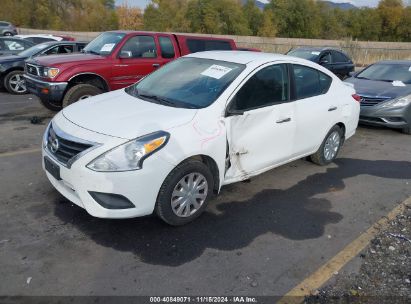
0,37,34,56
0,21,18,36
287,47,355,79
345,60,411,134
0,41,88,94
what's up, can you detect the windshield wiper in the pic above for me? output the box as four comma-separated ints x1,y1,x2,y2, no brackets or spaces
83,50,100,55
138,93,177,107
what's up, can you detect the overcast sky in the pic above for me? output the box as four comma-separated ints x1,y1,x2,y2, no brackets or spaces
115,0,408,9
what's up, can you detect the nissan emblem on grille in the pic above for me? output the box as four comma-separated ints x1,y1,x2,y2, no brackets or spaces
50,138,59,153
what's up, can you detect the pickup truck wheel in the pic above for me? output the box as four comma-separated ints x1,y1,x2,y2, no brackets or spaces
155,160,214,226
4,70,27,95
39,97,62,112
310,125,343,166
62,84,103,107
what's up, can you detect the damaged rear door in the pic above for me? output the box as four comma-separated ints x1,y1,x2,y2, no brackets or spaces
224,63,296,181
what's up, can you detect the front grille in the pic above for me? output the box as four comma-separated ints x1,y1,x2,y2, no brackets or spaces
46,124,93,166
359,95,390,107
26,63,43,77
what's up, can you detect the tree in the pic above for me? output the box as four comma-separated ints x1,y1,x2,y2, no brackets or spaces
257,10,277,37
378,0,404,40
117,1,143,30
242,0,263,36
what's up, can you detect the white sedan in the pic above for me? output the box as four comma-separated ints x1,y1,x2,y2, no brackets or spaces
42,51,360,225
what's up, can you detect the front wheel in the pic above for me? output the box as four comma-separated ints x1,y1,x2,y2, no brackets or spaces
310,125,343,166
62,84,103,108
4,70,27,94
155,160,214,226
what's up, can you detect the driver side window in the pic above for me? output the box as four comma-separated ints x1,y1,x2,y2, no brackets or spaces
120,36,157,59
230,64,289,112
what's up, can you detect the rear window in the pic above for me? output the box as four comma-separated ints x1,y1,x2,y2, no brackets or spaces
187,39,232,53
159,36,175,59
332,51,349,63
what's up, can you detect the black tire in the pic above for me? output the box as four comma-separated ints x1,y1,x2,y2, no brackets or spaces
155,160,214,226
4,70,27,95
62,84,103,108
3,32,13,36
402,125,411,135
39,97,62,112
310,125,344,166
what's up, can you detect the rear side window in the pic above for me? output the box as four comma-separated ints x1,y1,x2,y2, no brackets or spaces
0,22,9,26
332,51,349,63
32,37,54,44
231,64,289,111
293,65,332,99
4,40,25,50
159,36,175,59
187,39,232,53
120,35,157,58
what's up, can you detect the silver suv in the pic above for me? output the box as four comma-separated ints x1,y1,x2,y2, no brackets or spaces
0,21,18,36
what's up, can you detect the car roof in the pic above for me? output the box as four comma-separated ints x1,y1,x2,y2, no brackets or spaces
291,47,343,52
375,60,411,65
187,51,305,65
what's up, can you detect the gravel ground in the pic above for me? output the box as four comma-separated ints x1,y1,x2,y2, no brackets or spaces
306,204,411,304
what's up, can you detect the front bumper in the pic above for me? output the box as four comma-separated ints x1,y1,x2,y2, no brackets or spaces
24,74,67,105
42,115,175,219
359,104,411,129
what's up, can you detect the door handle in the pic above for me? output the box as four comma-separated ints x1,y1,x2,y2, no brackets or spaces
328,106,338,112
153,63,160,68
276,118,291,124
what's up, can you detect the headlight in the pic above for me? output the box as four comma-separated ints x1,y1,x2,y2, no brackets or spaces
381,94,411,108
87,131,170,172
43,67,59,78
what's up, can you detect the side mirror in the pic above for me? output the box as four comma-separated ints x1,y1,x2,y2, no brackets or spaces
348,71,358,77
119,50,132,59
225,108,244,117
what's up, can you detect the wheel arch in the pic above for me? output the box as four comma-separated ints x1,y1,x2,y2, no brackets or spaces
67,73,109,92
182,154,221,194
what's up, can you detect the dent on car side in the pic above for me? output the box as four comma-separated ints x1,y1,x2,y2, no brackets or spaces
43,51,360,224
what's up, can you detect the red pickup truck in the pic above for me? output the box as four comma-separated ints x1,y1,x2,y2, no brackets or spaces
24,31,239,111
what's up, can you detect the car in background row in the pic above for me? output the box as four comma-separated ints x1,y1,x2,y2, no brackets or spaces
345,60,411,134
0,41,87,94
15,34,75,44
42,51,360,225
25,31,244,111
0,21,18,36
287,47,355,79
0,37,34,56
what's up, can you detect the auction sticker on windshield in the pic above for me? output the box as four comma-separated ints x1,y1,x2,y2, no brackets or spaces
100,43,115,52
201,65,233,79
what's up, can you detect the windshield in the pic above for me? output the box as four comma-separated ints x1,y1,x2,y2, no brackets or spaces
18,43,49,57
126,58,245,109
356,63,411,84
83,32,125,56
287,49,320,61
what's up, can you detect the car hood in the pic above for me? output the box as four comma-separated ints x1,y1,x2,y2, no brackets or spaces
345,77,411,99
0,55,26,63
30,53,106,66
62,89,197,139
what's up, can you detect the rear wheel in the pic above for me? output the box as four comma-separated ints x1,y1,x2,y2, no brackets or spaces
4,70,27,94
62,84,103,108
3,32,13,36
310,125,343,166
155,160,214,226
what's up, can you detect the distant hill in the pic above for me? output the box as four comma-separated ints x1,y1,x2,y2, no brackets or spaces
322,1,357,10
241,0,358,10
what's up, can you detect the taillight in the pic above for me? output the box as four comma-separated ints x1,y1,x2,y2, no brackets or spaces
352,94,361,103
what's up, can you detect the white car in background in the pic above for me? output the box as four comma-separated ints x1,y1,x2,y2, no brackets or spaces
15,34,70,44
42,51,360,225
